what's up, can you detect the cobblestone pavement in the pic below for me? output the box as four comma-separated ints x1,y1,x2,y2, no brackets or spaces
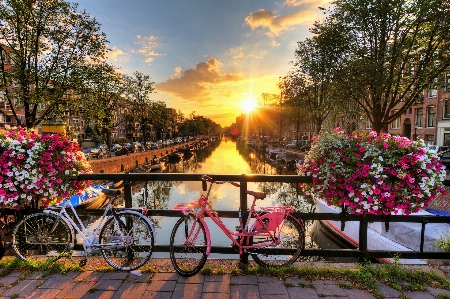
1,266,450,299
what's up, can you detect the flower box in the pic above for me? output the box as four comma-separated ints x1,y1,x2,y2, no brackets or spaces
299,128,446,215
0,127,92,209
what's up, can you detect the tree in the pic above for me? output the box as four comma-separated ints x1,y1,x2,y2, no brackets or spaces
122,71,162,145
328,0,450,133
280,73,310,141
0,0,109,128
77,62,123,147
293,18,349,135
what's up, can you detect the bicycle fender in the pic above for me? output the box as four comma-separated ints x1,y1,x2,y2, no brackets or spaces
252,212,286,232
117,210,157,242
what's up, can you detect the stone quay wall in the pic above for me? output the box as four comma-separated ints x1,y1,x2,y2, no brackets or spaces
89,145,185,173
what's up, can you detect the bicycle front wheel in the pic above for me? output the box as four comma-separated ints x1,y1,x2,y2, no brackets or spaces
12,213,73,261
251,214,304,267
170,215,208,277
99,211,154,271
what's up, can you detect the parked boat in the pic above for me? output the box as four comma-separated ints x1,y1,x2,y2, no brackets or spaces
167,152,182,164
67,185,111,209
314,197,428,264
149,156,163,171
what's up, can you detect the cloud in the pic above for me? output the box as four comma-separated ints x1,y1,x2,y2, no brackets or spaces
245,0,328,36
133,35,165,63
106,46,129,62
155,57,243,101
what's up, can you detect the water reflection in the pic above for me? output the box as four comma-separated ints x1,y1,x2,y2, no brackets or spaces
84,139,321,260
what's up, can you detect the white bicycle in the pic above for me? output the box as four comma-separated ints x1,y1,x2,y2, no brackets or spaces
11,195,155,271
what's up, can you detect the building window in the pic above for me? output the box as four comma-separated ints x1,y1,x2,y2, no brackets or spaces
427,106,436,127
446,73,450,92
425,134,435,145
429,89,437,98
444,99,450,119
391,110,400,129
416,108,423,127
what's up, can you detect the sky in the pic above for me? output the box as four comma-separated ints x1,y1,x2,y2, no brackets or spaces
75,0,331,128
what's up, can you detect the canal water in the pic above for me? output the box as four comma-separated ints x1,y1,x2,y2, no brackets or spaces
130,138,323,259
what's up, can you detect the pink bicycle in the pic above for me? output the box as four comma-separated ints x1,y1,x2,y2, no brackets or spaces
169,175,305,276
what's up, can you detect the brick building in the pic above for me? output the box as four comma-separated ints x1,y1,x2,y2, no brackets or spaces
388,83,450,146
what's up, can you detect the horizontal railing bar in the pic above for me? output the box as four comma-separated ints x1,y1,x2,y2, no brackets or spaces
79,173,450,186
72,209,450,224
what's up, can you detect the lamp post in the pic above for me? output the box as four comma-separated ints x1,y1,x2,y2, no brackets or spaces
414,125,418,140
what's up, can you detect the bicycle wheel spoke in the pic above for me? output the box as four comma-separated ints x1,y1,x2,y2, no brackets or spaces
251,214,304,267
99,211,154,271
170,215,208,277
12,213,72,261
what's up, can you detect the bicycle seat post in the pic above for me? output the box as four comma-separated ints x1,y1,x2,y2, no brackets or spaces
238,179,249,270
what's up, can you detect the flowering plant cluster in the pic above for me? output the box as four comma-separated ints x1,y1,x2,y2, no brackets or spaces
0,126,92,208
299,128,446,215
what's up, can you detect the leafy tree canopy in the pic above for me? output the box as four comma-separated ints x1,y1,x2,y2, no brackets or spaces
0,0,110,128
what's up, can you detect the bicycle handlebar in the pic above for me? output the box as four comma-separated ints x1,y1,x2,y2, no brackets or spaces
200,175,241,189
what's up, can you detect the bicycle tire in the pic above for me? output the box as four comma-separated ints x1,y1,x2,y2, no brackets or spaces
170,215,208,277
251,213,304,267
12,212,73,261
99,211,154,271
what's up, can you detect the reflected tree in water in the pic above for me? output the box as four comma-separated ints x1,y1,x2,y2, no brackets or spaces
133,180,176,228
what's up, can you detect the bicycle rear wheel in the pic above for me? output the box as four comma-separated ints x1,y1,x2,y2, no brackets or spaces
12,213,72,261
170,215,208,277
251,213,304,267
99,211,154,271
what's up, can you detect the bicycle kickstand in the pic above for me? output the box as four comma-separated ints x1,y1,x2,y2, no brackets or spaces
52,249,74,263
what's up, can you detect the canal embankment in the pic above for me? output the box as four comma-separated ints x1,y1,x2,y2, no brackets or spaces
88,144,192,173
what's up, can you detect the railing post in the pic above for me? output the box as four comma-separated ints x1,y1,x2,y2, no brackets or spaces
124,176,132,208
239,174,248,268
358,215,368,263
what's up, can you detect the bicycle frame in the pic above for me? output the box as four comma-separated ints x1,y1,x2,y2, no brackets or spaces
172,178,294,256
44,198,124,254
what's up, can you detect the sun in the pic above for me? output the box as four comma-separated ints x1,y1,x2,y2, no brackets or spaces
241,98,257,113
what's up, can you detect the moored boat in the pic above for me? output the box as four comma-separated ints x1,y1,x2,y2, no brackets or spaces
315,196,428,264
67,185,110,209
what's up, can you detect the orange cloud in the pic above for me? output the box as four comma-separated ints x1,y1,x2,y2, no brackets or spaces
106,46,129,62
245,0,328,36
156,57,243,101
134,35,165,63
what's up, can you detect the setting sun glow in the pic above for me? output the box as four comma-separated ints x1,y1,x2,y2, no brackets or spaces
241,98,257,113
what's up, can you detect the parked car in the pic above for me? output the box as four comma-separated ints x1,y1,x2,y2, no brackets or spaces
428,145,449,155
82,148,93,160
113,146,129,156
111,144,122,152
286,141,298,149
127,143,138,153
438,149,450,169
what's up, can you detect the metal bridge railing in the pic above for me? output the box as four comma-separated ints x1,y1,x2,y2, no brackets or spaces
74,173,450,264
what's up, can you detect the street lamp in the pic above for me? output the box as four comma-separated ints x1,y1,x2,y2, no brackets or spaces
414,125,418,140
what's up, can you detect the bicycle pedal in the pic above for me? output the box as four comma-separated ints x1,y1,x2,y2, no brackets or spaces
79,258,87,267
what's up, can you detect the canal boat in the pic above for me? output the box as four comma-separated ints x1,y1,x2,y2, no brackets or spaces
67,185,109,209
315,197,429,264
